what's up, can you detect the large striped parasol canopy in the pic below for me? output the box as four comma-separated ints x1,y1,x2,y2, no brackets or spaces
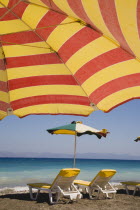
0,0,140,120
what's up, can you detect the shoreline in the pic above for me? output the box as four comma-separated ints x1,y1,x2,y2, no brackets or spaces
1,157,140,161
0,182,122,192
0,183,122,194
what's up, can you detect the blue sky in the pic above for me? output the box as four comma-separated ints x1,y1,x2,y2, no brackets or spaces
0,99,140,157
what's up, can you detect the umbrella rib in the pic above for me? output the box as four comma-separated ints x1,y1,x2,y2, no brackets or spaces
49,0,53,7
35,21,78,29
0,41,51,50
0,0,22,20
0,21,78,37
0,2,58,59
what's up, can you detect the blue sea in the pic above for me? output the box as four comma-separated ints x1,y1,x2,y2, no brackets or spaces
0,158,140,191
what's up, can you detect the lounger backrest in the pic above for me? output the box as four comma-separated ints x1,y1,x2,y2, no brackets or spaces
51,168,80,190
89,169,116,188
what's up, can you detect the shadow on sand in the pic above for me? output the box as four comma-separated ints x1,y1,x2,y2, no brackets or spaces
0,193,51,203
117,189,140,196
0,189,139,204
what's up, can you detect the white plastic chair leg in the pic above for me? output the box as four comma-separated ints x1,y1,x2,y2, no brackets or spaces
78,192,82,199
29,186,40,200
106,192,109,198
113,193,116,198
133,186,138,196
54,192,61,203
49,191,61,204
88,188,95,199
49,192,53,204
96,190,100,199
105,192,114,199
125,185,129,195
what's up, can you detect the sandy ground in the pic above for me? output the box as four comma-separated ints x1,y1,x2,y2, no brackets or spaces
0,186,140,210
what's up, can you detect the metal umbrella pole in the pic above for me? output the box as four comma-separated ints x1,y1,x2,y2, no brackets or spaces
73,133,77,168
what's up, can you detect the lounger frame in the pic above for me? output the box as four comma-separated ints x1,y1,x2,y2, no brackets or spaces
121,182,140,196
74,169,117,199
29,183,81,204
28,168,82,204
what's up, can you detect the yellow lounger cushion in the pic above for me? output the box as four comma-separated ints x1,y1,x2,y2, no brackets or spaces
59,168,80,177
121,182,140,186
97,169,116,178
74,180,90,186
74,169,116,187
28,183,51,189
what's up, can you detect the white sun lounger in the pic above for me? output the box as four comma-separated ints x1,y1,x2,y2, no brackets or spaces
74,169,117,199
27,168,82,204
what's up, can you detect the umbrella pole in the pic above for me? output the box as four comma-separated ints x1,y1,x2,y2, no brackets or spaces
73,134,77,168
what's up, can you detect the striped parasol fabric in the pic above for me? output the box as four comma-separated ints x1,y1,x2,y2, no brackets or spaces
47,121,109,138
0,0,140,120
47,121,109,167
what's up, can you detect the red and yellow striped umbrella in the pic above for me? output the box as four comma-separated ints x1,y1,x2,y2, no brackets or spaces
0,0,140,120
